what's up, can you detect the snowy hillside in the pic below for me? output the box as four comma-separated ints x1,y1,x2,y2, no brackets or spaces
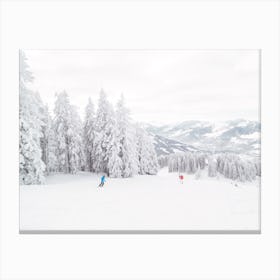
20,168,260,231
145,119,260,156
151,134,199,156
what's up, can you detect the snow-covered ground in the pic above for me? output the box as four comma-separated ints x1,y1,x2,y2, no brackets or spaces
20,168,260,231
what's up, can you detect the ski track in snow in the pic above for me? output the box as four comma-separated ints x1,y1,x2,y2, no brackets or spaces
20,168,260,231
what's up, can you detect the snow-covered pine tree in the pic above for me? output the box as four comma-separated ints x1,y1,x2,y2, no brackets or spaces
197,153,206,169
68,105,85,173
254,158,261,176
92,89,110,173
178,154,185,173
223,159,230,178
93,89,122,176
48,121,58,173
53,92,85,174
41,105,48,169
41,105,58,174
107,108,122,178
83,98,96,172
195,166,201,180
135,125,159,175
53,91,71,173
19,50,46,185
231,161,238,180
115,94,138,177
158,155,168,168
208,156,217,177
168,154,177,173
188,153,197,173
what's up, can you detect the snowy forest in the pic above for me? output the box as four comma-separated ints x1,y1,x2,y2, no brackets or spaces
158,153,261,182
19,51,261,185
19,51,159,185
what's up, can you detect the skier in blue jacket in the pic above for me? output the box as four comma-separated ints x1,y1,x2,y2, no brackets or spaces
99,175,106,187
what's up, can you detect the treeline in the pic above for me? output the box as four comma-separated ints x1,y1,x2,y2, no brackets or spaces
19,52,159,185
159,152,261,182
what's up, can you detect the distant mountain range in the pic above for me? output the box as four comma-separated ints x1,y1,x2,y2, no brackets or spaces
144,119,260,157
152,134,199,156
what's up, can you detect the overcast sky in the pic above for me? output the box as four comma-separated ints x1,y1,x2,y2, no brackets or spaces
25,50,260,124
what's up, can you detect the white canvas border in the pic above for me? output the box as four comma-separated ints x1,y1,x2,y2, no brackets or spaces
0,0,279,279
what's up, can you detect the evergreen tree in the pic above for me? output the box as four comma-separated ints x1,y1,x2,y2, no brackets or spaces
83,98,96,172
158,155,168,168
53,91,71,173
19,51,46,184
68,105,85,173
136,125,159,175
93,89,122,176
41,105,58,174
107,109,122,178
53,92,84,174
115,94,138,177
208,156,217,177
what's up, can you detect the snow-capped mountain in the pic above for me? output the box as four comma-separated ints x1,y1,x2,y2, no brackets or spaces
145,119,260,156
151,134,199,156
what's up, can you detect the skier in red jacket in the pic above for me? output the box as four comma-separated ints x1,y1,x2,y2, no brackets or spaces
179,174,184,184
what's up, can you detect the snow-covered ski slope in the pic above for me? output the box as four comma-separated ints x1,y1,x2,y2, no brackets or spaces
20,168,260,232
